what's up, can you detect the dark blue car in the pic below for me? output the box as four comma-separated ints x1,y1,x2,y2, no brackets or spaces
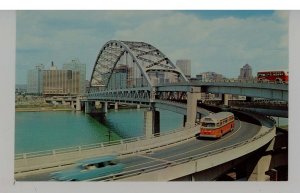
50,155,125,181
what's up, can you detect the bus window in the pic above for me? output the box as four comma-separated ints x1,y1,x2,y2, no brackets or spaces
202,123,215,127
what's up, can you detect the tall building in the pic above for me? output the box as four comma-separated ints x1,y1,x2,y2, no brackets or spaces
26,64,44,94
63,59,86,94
107,65,128,89
43,68,80,96
238,64,253,80
49,61,57,70
196,71,224,82
148,71,168,85
26,61,84,96
176,59,191,79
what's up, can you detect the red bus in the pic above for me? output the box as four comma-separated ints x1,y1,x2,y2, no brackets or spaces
257,70,288,84
199,112,234,139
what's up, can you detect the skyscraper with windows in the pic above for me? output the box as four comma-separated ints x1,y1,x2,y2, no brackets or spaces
27,61,83,96
63,59,86,94
196,71,224,81
238,64,253,80
42,68,80,95
176,59,191,79
26,64,44,94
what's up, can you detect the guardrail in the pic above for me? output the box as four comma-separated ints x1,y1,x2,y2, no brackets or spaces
15,108,277,178
15,124,197,160
15,124,200,175
14,99,214,174
229,101,288,106
90,115,276,181
189,79,288,84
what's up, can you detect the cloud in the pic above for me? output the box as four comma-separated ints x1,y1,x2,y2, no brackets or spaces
114,11,288,77
16,10,288,84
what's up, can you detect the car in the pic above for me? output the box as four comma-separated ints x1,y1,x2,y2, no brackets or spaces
50,155,125,181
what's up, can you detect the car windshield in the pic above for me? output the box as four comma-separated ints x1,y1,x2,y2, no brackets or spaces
82,160,119,170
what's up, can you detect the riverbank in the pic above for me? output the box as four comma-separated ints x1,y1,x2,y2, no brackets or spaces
15,106,74,112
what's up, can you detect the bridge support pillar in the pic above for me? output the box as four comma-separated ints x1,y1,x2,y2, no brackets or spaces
114,102,118,110
222,94,230,106
137,104,140,109
144,109,160,138
144,110,153,139
248,155,272,181
76,97,81,111
71,100,74,109
186,87,202,128
85,101,93,113
100,102,108,113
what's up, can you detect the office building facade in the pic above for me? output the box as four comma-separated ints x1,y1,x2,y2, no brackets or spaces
196,71,224,82
176,59,191,79
238,64,253,80
63,59,86,94
43,69,80,95
26,64,44,94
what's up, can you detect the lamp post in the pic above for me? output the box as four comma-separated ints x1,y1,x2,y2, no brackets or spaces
106,128,112,142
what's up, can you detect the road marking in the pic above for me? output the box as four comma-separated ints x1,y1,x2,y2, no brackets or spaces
161,118,242,158
136,154,176,164
125,118,242,170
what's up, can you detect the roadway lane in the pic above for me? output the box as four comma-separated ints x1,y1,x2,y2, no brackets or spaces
119,118,260,172
16,114,262,181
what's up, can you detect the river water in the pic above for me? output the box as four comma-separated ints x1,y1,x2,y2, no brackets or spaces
15,109,183,154
15,108,287,154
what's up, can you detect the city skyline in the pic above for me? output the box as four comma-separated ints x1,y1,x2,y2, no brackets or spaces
16,10,288,84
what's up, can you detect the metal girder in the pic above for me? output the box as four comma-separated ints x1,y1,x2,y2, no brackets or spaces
102,49,121,59
88,88,151,103
104,47,124,53
145,57,169,68
104,50,126,87
136,49,159,57
90,40,188,89
137,56,155,65
155,90,187,101
98,56,116,64
129,47,147,54
122,41,152,49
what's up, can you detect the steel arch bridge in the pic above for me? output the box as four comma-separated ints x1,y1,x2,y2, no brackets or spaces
90,40,188,90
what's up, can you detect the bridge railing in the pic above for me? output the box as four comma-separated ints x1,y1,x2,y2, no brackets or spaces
14,125,197,160
189,79,288,84
90,115,276,181
228,101,288,109
156,80,288,91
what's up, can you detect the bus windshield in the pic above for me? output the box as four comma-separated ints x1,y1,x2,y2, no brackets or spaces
202,123,215,128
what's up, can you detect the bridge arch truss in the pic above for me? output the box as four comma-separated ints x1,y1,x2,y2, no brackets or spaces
90,40,188,91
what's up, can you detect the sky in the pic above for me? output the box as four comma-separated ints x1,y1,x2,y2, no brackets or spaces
16,10,289,84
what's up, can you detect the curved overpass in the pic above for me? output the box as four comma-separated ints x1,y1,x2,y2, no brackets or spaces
93,112,275,181
16,111,276,181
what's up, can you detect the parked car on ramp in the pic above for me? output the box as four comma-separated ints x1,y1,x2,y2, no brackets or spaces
50,155,125,181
